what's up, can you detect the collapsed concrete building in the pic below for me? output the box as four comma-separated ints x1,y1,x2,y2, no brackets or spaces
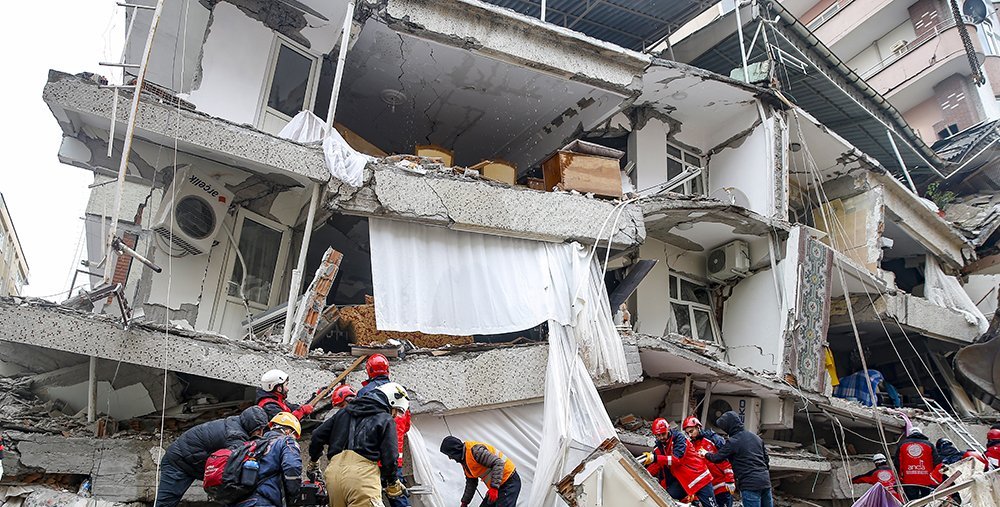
3,0,1000,506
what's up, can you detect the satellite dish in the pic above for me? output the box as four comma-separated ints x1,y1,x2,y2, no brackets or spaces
964,0,988,24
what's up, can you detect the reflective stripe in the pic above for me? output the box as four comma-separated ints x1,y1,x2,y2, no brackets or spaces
687,469,712,489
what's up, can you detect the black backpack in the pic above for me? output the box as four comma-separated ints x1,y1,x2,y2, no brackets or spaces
203,437,276,504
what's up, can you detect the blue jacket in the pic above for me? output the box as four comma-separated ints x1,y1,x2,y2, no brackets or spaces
236,430,303,507
356,375,390,398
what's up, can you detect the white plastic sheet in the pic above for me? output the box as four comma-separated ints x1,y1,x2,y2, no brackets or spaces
276,110,369,187
924,255,989,334
406,424,446,507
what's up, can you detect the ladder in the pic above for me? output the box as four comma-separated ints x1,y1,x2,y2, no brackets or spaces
923,398,985,454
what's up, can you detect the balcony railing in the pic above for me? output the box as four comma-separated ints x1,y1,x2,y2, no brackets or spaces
859,15,974,79
805,0,855,31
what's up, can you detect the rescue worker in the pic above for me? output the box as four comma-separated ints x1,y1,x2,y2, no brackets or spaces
985,427,1000,470
704,411,773,507
639,418,716,506
235,413,303,507
307,382,407,507
256,369,314,421
155,406,269,507
851,454,902,503
683,416,735,507
357,355,411,507
894,427,939,499
439,436,520,507
331,384,357,410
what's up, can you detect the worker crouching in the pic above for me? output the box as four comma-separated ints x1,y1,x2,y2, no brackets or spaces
307,382,408,507
639,418,717,507
439,437,520,507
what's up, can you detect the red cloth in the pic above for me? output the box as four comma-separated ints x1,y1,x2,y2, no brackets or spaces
854,465,903,503
395,410,411,467
898,441,936,486
985,443,1000,470
688,436,733,494
645,433,713,495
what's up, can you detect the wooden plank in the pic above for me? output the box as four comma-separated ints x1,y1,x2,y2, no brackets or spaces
307,354,368,406
542,151,622,198
617,457,672,507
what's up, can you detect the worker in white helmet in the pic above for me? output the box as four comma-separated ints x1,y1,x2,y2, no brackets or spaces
851,453,902,503
256,369,314,421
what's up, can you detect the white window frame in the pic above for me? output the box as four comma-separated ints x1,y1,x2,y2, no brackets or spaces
982,20,1000,56
222,208,291,311
665,141,706,196
668,273,721,344
255,34,321,132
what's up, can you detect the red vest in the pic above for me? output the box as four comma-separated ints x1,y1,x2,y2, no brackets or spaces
853,466,902,502
688,436,734,494
898,441,936,486
985,443,1000,470
257,395,292,413
646,433,713,495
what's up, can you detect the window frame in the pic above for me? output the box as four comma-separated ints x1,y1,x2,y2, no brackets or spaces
255,34,321,132
664,140,706,196
667,273,721,344
222,208,291,311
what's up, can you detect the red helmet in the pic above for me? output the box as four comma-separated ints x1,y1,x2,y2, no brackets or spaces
682,416,702,430
988,428,1000,441
331,384,356,406
652,418,669,435
366,354,390,378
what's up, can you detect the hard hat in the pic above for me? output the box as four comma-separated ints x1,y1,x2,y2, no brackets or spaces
376,382,409,413
988,428,1000,441
261,369,289,392
652,418,669,436
366,354,391,378
270,412,301,438
331,384,357,406
909,427,923,436
682,416,702,430
872,453,887,465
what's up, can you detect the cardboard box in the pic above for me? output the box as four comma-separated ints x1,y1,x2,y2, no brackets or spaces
415,144,454,166
542,140,623,198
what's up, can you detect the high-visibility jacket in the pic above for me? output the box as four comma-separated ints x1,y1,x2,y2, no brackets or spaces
852,465,902,503
986,441,1000,470
688,435,734,495
646,430,713,496
462,441,515,488
896,439,937,486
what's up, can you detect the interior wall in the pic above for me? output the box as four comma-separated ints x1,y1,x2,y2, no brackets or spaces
721,264,785,373
185,3,274,126
629,117,670,192
812,189,884,272
602,381,685,422
965,273,1000,316
634,238,707,337
707,117,776,218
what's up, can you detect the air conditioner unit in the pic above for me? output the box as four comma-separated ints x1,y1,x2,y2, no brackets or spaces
889,40,908,54
706,240,750,283
151,168,234,256
706,396,762,434
729,61,771,84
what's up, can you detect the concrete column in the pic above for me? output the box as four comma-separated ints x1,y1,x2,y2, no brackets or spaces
87,356,97,423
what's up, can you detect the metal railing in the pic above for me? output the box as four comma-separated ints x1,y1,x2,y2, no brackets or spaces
805,0,855,31
859,15,975,79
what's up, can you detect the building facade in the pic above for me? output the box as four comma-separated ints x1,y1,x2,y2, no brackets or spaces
0,192,28,297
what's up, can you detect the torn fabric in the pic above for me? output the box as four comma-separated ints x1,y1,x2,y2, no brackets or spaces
924,255,989,334
850,483,901,507
406,424,446,507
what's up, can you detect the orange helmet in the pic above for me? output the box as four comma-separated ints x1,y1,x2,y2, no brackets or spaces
652,418,669,435
682,416,702,430
988,428,1000,441
331,384,356,406
366,354,390,378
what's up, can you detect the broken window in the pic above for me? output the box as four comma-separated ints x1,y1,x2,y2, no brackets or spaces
227,213,289,307
668,274,718,343
665,141,705,195
14,268,25,294
259,38,318,134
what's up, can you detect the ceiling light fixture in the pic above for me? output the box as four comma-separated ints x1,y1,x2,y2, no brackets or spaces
380,89,407,112
790,142,802,152
671,91,688,101
675,222,694,230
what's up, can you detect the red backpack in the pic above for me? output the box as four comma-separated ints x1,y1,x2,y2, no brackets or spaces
203,437,275,503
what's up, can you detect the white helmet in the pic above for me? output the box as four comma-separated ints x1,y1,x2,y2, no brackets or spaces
377,382,410,413
872,453,887,464
261,369,289,392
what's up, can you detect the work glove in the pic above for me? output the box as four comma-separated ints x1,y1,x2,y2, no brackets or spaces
683,495,696,504
385,480,406,499
299,404,315,416
637,452,655,466
487,487,499,503
726,483,736,494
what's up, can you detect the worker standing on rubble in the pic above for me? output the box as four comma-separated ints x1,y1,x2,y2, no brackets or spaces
440,436,520,507
357,354,411,507
307,382,408,507
234,413,303,507
155,406,269,507
639,418,717,507
985,427,1000,469
894,427,939,499
683,416,735,507
256,370,314,421
703,411,773,507
851,454,903,503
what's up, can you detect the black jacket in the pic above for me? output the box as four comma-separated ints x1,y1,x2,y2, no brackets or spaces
308,392,398,481
704,411,771,491
163,406,268,478
935,439,964,465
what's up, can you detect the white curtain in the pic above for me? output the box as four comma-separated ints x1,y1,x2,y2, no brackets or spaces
924,255,989,334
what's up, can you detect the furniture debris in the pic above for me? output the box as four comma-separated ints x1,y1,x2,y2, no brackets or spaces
334,123,388,158
338,296,473,348
527,177,546,191
542,140,624,198
291,248,343,357
415,144,454,166
469,160,517,185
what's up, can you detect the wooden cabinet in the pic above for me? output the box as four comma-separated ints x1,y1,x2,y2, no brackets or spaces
541,140,623,198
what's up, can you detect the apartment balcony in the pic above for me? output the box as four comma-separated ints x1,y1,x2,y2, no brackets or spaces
861,20,983,112
806,0,914,62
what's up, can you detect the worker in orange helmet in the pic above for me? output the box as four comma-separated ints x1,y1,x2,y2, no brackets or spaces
638,418,717,506
357,354,411,507
986,427,1000,470
683,416,735,507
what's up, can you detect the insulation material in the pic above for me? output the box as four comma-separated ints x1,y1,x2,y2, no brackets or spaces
412,404,545,507
813,195,880,272
337,300,473,347
277,110,370,187
924,255,989,334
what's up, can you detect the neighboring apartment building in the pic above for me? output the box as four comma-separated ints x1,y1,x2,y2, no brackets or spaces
0,192,28,296
0,1,996,505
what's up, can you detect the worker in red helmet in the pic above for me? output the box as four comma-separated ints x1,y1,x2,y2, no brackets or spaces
986,427,1000,470
331,384,357,410
356,354,411,507
638,418,717,507
683,416,735,507
894,427,939,500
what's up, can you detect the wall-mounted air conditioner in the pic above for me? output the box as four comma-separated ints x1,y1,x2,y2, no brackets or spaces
706,240,750,283
707,395,761,434
151,167,234,256
889,40,908,54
